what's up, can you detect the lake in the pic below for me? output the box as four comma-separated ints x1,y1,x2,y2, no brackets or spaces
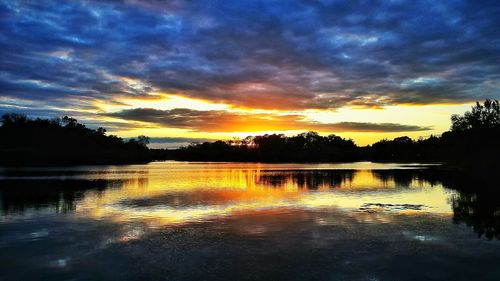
0,161,499,281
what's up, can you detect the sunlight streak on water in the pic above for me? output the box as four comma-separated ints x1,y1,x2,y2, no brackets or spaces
1,161,500,281
1,162,453,226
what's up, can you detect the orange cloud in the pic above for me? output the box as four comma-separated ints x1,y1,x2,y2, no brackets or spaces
105,108,432,133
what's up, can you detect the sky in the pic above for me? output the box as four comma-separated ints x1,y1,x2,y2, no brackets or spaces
1,0,499,147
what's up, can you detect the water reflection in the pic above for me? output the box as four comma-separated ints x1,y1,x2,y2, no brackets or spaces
2,162,500,281
0,162,499,240
257,170,355,189
451,191,499,239
0,179,123,215
375,169,500,240
373,169,426,187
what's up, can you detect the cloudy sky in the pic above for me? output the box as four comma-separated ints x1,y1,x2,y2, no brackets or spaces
1,0,499,147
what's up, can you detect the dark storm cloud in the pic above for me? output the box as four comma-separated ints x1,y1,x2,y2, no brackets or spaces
106,108,431,133
0,0,499,111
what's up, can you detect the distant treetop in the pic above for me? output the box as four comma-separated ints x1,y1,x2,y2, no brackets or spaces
451,99,500,131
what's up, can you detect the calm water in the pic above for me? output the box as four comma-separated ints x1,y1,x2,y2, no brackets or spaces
0,161,499,281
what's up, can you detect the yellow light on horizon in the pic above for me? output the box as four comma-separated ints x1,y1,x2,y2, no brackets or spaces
83,88,475,146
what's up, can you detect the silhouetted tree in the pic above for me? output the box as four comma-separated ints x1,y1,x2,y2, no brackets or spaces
0,114,152,165
366,99,500,164
173,131,358,162
451,99,500,131
1,113,28,126
137,135,150,147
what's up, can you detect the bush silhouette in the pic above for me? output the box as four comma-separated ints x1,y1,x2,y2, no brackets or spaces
0,114,151,165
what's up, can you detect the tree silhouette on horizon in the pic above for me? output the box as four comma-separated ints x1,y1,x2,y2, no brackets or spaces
0,114,151,165
1,99,499,166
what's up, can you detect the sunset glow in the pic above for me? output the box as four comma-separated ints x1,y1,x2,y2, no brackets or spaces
1,2,499,279
1,1,498,147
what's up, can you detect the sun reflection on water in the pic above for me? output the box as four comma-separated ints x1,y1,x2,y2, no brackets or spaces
68,162,454,228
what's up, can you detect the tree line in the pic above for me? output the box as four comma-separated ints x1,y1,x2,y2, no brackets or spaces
170,132,359,162
167,99,500,166
366,99,500,166
1,99,499,166
0,114,151,165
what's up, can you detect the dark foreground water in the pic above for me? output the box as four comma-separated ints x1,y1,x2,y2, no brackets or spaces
0,161,499,281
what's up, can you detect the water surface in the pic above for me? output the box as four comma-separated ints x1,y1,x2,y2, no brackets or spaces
1,161,499,281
